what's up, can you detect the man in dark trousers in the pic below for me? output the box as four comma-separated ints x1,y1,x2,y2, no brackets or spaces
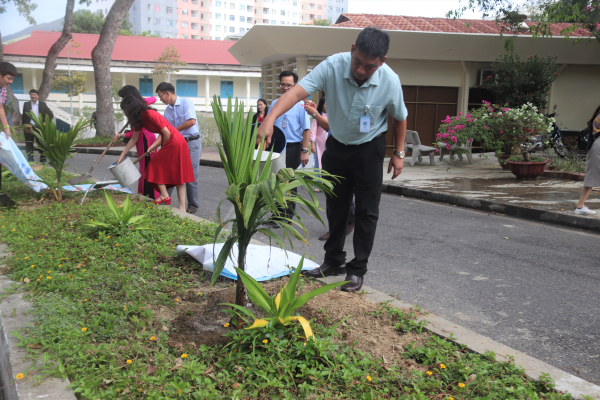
257,27,408,292
22,89,54,163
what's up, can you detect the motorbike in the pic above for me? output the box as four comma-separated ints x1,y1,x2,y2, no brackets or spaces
525,106,567,158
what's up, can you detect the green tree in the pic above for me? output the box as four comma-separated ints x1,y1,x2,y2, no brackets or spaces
152,45,187,83
312,18,331,26
71,9,134,35
449,0,600,44
486,38,561,109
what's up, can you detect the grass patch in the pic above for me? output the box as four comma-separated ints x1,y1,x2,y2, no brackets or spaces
0,191,577,399
72,136,114,147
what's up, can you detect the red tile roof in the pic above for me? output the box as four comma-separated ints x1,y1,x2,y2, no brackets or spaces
3,31,241,65
334,14,586,37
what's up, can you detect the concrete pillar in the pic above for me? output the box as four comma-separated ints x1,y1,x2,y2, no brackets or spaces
31,70,37,90
459,61,470,114
78,93,83,111
296,56,308,81
121,71,127,87
205,75,210,112
246,76,251,111
271,63,279,102
261,65,267,99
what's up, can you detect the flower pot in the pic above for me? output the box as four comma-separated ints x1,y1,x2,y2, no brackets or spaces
506,158,550,180
498,154,511,170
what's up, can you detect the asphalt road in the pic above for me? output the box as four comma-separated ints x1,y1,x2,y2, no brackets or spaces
64,152,600,385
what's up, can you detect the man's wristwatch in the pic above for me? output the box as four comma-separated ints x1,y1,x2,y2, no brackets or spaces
301,148,309,154
311,112,317,119
393,149,405,159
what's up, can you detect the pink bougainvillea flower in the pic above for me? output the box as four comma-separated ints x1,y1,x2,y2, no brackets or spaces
446,144,451,150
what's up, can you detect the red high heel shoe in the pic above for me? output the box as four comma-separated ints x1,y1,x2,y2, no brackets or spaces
153,196,171,205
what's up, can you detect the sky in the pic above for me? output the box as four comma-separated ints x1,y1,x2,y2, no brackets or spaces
1,0,485,37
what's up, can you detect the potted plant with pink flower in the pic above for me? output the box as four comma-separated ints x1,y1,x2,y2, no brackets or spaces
435,112,477,161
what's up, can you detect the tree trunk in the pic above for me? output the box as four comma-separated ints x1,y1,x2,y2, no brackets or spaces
91,0,135,137
38,0,75,101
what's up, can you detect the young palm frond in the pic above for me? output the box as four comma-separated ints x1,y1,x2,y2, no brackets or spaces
210,95,338,308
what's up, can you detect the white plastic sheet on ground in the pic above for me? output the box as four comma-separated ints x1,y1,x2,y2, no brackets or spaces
0,132,47,192
176,243,319,281
0,133,133,195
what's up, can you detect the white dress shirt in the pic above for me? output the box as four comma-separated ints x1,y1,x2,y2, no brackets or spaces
30,101,40,124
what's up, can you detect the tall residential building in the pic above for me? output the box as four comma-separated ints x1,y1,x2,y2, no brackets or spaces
324,0,347,24
88,0,180,38
209,0,254,40
179,0,210,39
301,0,326,24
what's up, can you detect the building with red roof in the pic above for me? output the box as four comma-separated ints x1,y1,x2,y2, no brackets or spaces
3,31,261,116
229,13,600,151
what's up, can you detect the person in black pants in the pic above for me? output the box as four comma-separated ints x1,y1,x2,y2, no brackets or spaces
256,27,408,292
22,89,54,163
264,70,311,228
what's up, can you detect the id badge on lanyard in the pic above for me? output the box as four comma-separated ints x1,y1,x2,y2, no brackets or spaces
282,114,287,129
360,105,370,133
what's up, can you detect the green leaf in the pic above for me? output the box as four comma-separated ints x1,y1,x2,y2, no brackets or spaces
233,267,274,313
285,281,348,317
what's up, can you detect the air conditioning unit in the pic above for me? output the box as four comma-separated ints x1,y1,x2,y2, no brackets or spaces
479,69,496,86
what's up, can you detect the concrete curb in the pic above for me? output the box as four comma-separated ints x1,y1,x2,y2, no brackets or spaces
318,276,600,400
0,244,77,400
382,183,600,233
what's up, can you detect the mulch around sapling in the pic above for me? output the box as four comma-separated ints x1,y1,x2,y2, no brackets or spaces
158,278,430,364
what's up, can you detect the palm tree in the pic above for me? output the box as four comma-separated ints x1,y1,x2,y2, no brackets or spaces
210,96,337,314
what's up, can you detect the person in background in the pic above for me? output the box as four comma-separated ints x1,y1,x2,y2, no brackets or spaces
113,85,159,200
264,71,311,228
575,105,600,215
117,96,194,212
257,27,408,292
22,89,54,163
0,62,17,140
304,97,355,241
156,82,202,214
252,98,268,125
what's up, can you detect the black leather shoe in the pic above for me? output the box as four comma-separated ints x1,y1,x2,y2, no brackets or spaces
318,232,329,241
304,262,346,278
340,275,363,292
186,205,198,214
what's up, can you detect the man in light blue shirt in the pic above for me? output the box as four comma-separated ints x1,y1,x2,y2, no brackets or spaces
257,27,408,293
156,82,202,214
265,70,311,227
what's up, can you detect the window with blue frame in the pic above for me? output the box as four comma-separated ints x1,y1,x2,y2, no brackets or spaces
220,81,233,98
176,79,198,97
139,78,154,96
11,73,24,94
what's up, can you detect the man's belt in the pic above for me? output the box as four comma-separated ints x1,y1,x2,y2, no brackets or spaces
184,134,200,142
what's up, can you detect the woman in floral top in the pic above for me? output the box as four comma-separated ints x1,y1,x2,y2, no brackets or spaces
574,106,600,215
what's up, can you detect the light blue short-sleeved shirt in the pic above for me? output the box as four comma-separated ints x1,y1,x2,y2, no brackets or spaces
163,96,200,137
298,52,408,145
267,98,311,143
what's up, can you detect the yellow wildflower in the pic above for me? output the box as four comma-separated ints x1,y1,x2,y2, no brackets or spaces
262,339,268,344
458,383,465,388
150,336,156,341
46,276,51,280
16,373,24,380
81,327,87,332
440,364,446,369
224,323,230,328
127,360,132,364
366,375,372,381
426,371,433,376
181,354,188,358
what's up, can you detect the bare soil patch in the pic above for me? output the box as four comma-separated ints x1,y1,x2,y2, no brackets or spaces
161,279,430,363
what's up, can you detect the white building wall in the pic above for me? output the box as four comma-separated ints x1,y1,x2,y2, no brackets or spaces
209,0,255,40
325,0,347,23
